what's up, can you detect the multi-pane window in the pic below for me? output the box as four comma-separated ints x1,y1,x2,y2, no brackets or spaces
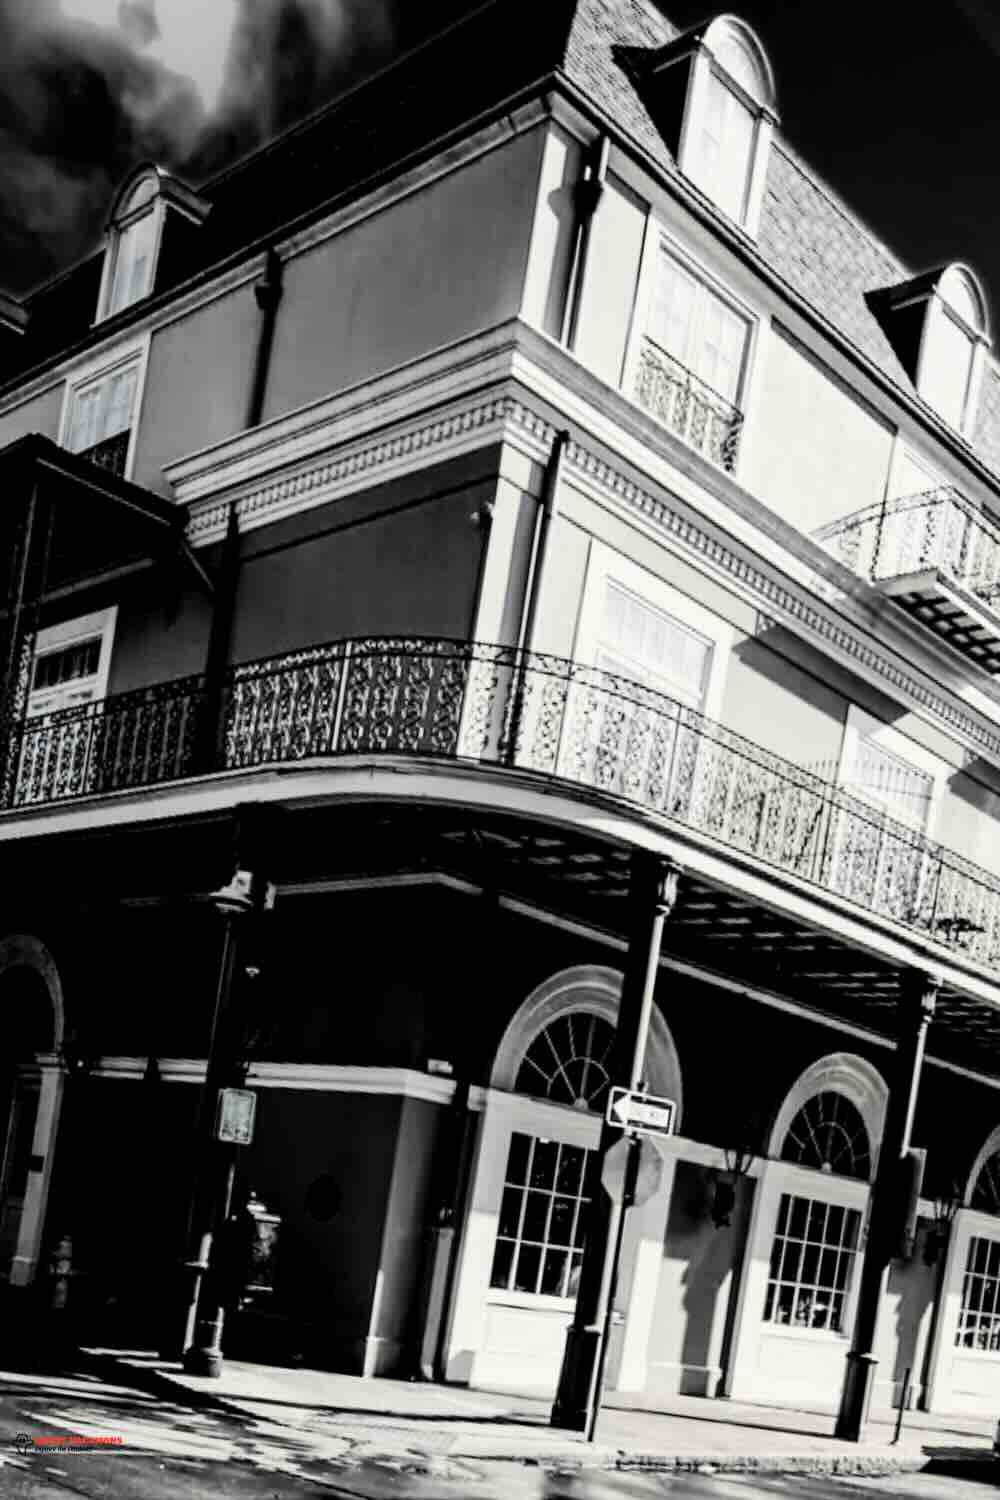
103,177,159,319
635,250,749,471
764,1194,861,1333
29,638,102,716
779,1093,871,1181
489,1132,594,1300
65,361,138,476
690,69,757,225
514,1011,615,1113
596,582,713,711
842,726,934,836
649,255,749,408
956,1236,1000,1351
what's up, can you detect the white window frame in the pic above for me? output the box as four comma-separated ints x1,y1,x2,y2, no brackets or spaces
27,607,118,719
624,227,758,477
96,179,166,324
572,541,735,723
915,291,988,441
676,24,777,238
835,706,947,842
58,333,150,482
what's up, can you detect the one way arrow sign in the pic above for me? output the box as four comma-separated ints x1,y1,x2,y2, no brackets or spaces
606,1086,676,1139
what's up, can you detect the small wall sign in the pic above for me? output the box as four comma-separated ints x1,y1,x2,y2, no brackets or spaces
215,1087,257,1146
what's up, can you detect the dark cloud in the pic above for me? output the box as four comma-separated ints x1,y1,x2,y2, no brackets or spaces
0,0,400,294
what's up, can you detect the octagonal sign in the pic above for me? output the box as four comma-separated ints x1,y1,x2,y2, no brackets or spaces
601,1135,665,1208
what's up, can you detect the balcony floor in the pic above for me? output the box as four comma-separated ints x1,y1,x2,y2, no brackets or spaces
878,570,1000,672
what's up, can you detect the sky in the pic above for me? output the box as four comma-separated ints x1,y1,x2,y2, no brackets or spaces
0,0,999,317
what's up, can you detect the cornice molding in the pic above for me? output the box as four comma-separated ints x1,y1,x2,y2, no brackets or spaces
94,1057,456,1103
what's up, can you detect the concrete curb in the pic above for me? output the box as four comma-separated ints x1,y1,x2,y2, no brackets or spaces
69,1350,993,1480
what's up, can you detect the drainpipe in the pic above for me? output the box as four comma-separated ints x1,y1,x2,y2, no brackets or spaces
195,503,241,774
505,429,570,765
246,250,284,431
561,134,610,353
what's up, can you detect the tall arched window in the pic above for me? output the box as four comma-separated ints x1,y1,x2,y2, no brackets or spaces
917,263,990,435
680,16,777,236
97,166,209,323
486,967,682,1303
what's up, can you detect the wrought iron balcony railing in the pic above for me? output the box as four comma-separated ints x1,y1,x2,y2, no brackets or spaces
816,487,1000,608
634,339,743,473
6,636,1000,972
75,429,131,478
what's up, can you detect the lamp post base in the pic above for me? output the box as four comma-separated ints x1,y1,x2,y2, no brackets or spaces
182,1312,226,1378
835,1350,879,1441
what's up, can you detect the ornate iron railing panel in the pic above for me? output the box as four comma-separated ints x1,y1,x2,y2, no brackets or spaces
11,676,204,806
634,339,743,473
75,429,131,478
7,636,1000,972
816,487,1000,607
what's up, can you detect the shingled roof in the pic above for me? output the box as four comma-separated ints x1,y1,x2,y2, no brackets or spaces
5,0,1000,487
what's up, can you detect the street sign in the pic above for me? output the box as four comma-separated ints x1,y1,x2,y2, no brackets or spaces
215,1087,257,1146
601,1135,664,1207
606,1086,676,1138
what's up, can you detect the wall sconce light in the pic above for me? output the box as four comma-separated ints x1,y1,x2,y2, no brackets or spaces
712,1140,757,1229
923,1182,962,1265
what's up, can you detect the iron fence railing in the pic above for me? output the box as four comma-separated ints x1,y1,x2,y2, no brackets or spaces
816,486,1000,606
6,636,1000,971
12,676,204,806
634,339,743,473
76,429,131,479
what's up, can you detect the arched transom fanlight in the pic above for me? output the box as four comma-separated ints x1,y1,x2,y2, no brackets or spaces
971,1151,1000,1214
514,1010,616,1112
780,1090,872,1181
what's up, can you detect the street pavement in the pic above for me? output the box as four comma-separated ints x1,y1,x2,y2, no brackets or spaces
0,1368,999,1499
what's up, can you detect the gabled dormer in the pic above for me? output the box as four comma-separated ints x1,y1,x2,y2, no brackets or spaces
628,14,777,237
96,164,210,324
868,263,990,439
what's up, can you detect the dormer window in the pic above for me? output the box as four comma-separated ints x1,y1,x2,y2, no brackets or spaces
96,166,210,324
678,17,777,236
916,265,989,435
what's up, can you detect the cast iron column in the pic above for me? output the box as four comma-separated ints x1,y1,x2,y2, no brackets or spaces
835,969,937,1441
551,851,679,1432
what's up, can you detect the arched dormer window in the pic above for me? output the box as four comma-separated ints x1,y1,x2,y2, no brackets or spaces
97,165,209,323
917,264,990,435
679,16,777,235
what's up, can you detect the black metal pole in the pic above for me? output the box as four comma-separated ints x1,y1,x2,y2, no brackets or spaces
587,1133,640,1444
172,916,241,1365
551,852,679,1432
835,970,937,1441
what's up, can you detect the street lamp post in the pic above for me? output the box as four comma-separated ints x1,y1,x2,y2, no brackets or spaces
175,862,274,1376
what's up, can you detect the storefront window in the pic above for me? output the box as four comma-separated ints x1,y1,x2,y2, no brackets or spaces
489,1132,594,1300
763,1193,861,1333
956,1236,1000,1350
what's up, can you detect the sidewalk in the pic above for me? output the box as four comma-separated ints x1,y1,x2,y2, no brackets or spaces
64,1348,997,1477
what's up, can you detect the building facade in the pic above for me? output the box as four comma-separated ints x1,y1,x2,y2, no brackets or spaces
3,0,1000,1423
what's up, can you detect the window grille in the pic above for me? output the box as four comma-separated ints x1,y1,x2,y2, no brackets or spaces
489,1132,594,1300
764,1193,861,1332
514,1011,615,1112
971,1153,1000,1215
779,1091,872,1181
956,1236,1000,1350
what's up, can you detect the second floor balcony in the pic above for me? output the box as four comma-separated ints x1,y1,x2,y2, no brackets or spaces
816,487,1000,672
6,635,1000,984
